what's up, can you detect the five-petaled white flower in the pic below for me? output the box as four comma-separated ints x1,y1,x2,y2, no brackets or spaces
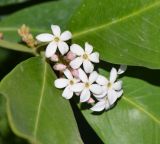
36,25,72,57
71,69,102,102
92,67,123,112
54,69,79,99
91,97,111,112
70,42,99,73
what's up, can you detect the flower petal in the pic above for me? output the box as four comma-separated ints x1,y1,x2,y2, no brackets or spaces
118,65,127,75
60,31,72,41
36,33,53,42
113,80,122,91
109,67,118,83
105,100,111,110
58,42,69,55
94,86,107,98
45,42,57,58
62,86,73,99
54,78,69,88
116,89,123,98
80,89,90,102
51,25,61,36
83,60,94,73
108,89,118,105
63,69,73,80
89,71,98,84
71,83,85,92
90,84,103,95
89,52,99,63
78,68,88,82
91,101,106,112
85,42,93,54
96,75,108,86
70,44,84,56
70,57,83,69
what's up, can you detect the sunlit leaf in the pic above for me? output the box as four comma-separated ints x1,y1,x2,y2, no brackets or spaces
69,0,160,69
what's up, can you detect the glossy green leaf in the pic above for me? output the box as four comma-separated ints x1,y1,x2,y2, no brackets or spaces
0,0,82,42
0,57,83,144
0,95,9,137
0,0,28,6
69,0,160,69
78,67,160,144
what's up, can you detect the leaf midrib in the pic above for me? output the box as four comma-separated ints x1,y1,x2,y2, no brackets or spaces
123,96,160,124
72,1,160,38
33,59,47,139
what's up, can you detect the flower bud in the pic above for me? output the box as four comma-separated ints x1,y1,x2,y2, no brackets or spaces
118,65,127,75
53,63,66,71
66,51,76,61
75,92,80,96
71,69,79,78
87,98,95,104
50,54,59,62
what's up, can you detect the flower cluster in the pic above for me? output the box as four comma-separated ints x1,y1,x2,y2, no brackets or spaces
36,25,127,112
18,24,37,48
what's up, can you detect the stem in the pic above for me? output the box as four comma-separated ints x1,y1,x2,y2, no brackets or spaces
0,40,36,55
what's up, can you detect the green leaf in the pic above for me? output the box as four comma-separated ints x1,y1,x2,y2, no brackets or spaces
0,40,34,54
0,0,82,42
0,57,83,144
69,0,160,69
0,95,9,137
0,0,28,6
77,67,160,144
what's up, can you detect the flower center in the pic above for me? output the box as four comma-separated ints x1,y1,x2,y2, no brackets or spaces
69,80,74,85
83,53,88,60
85,82,90,88
107,82,112,88
54,37,60,42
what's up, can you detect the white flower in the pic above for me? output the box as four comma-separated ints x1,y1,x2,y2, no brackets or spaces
91,97,111,112
95,67,123,106
71,69,102,102
54,69,79,99
70,42,99,73
36,25,72,57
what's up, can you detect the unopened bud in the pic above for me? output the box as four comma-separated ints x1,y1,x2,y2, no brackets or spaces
50,54,59,62
87,98,95,104
53,63,66,71
66,51,76,61
75,92,80,96
118,65,127,75
18,24,29,36
18,24,36,48
71,69,79,78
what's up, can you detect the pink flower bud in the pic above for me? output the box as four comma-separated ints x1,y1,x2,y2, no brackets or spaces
53,63,66,71
71,69,79,78
50,54,59,62
66,51,76,61
75,92,80,96
87,98,95,104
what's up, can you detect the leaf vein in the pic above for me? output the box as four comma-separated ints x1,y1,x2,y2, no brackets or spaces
33,60,47,139
73,1,160,38
123,96,160,124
